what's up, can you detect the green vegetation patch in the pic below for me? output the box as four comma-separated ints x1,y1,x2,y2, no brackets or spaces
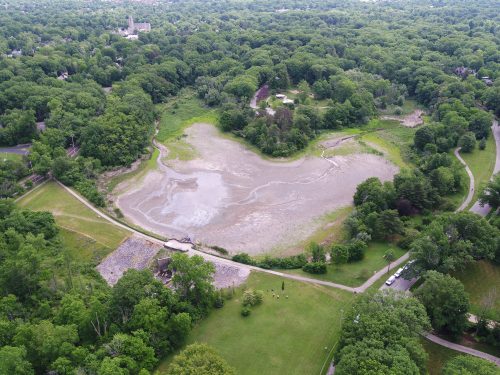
157,94,218,144
422,338,465,375
17,181,130,249
158,272,354,375
0,152,23,162
453,260,500,321
107,148,160,192
460,130,496,208
284,242,406,287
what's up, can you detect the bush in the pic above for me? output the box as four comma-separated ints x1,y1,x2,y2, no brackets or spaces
210,245,229,255
257,254,307,269
302,262,327,274
347,240,367,262
479,138,486,150
233,253,307,269
242,289,263,307
241,306,251,317
214,293,224,308
232,253,256,265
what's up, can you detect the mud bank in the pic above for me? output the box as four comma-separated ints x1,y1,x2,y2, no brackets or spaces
116,124,398,255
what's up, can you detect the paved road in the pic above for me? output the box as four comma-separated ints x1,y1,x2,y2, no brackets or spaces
0,143,31,155
470,119,500,216
380,275,418,291
424,333,500,366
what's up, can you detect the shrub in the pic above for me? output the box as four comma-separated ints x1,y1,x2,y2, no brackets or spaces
302,262,327,274
257,254,307,269
241,306,251,317
232,253,256,265
214,292,224,308
479,138,486,150
347,239,367,262
210,245,229,255
242,289,263,307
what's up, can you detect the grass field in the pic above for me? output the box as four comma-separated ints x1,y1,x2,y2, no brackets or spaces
59,227,112,264
453,260,500,321
1,152,23,162
283,242,406,287
460,131,496,209
157,272,355,375
422,338,464,375
17,181,130,252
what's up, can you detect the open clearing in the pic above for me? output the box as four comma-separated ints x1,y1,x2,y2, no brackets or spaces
460,130,496,209
17,181,130,251
453,260,500,321
157,272,354,375
116,123,398,255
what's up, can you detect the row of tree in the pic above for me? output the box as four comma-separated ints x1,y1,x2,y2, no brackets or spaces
0,200,222,374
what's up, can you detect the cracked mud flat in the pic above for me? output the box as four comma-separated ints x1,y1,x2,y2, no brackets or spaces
116,123,398,255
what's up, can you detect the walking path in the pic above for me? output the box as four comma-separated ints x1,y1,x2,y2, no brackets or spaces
55,179,409,294
424,333,500,366
454,146,475,212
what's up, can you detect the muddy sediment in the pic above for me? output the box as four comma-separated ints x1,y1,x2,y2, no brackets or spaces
116,123,398,255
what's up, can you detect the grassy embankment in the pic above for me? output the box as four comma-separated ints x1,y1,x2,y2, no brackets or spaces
283,242,406,287
157,272,354,375
453,260,500,321
17,181,130,262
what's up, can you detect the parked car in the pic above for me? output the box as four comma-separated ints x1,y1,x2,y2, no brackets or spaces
385,275,396,286
403,260,415,271
394,268,404,278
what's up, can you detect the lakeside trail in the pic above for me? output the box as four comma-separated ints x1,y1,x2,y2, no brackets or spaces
56,179,409,293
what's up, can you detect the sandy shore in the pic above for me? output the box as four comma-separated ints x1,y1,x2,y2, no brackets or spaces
116,123,398,255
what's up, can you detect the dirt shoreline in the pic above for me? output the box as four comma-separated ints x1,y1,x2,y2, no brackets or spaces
115,123,398,255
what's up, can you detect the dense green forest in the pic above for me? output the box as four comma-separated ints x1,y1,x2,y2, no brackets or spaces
1,0,500,374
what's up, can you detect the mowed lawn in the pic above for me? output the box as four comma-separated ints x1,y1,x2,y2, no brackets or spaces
453,260,500,321
283,242,406,287
1,152,23,162
460,130,496,208
157,272,354,375
17,181,130,253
